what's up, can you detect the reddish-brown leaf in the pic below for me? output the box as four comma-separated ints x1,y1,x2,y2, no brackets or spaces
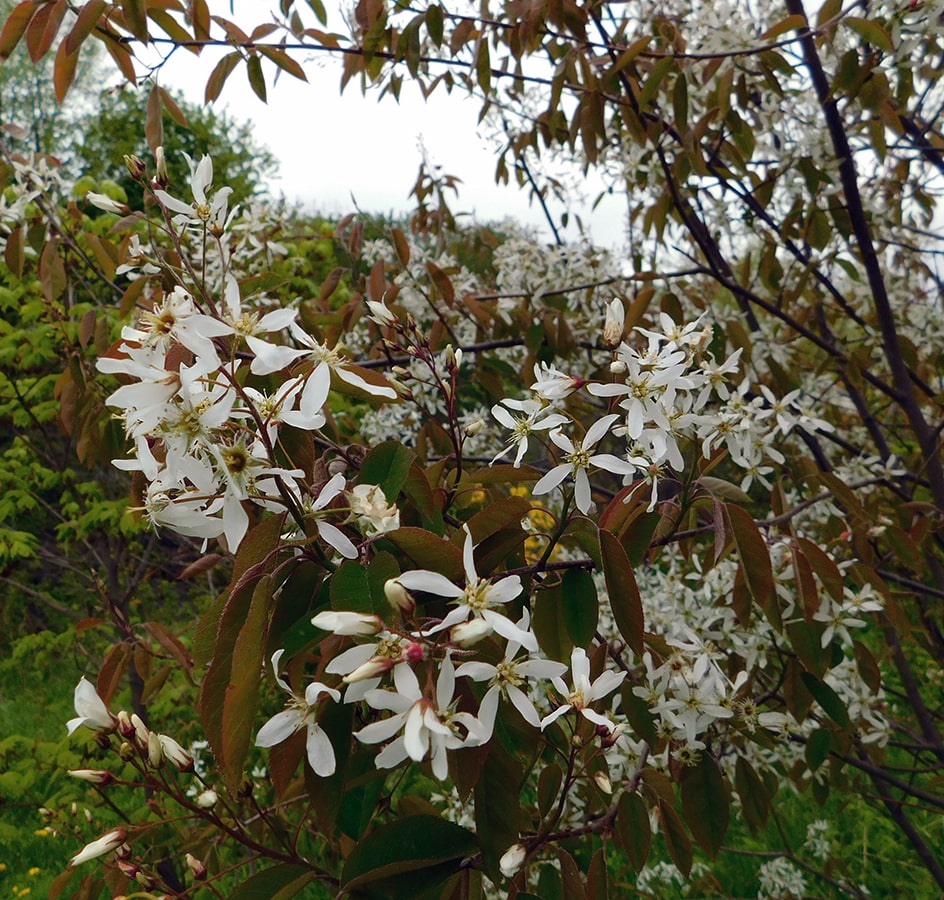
145,81,163,153
0,0,39,61
64,0,105,55
3,223,24,277
120,0,148,43
204,49,241,103
53,39,79,102
25,0,65,63
96,641,131,707
600,529,644,654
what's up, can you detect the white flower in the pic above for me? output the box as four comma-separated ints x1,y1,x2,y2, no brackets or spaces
395,525,537,650
499,842,527,878
153,152,234,232
533,414,638,514
455,610,566,739
66,677,114,735
541,647,625,732
348,483,400,535
490,399,568,467
603,299,625,347
255,650,341,777
69,829,126,867
355,654,481,780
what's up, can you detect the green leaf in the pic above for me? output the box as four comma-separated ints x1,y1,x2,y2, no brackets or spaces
681,754,728,858
806,727,831,771
538,764,563,819
386,527,464,579
359,440,414,501
600,530,644,654
532,581,571,663
617,790,651,872
659,799,693,877
557,848,584,899
639,56,674,108
801,672,851,728
734,757,769,832
341,815,476,896
247,53,267,103
561,567,598,647
475,744,524,881
229,864,319,900
845,16,894,52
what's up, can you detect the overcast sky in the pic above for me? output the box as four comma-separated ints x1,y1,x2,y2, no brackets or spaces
153,22,627,246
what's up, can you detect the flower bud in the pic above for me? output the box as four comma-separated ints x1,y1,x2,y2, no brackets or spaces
123,154,146,180
451,618,493,647
116,710,135,738
68,769,113,786
603,299,625,347
384,579,415,614
130,713,150,748
185,853,208,880
158,734,194,771
465,419,486,436
400,640,425,664
499,842,527,878
85,192,128,215
147,731,163,767
609,359,627,374
69,829,126,867
593,771,613,794
342,656,396,684
391,365,410,378
154,146,168,187
311,610,384,636
195,789,218,809
85,808,93,822
71,802,78,817
119,741,135,761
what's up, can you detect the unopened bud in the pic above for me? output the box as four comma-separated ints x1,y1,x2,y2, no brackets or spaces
603,299,625,347
499,842,527,878
86,192,128,215
117,860,141,880
84,808,93,823
195,789,218,809
311,610,384,636
71,802,78,817
119,740,134,761
391,365,410,378
130,713,150,748
384,579,415,613
465,419,486,436
185,853,208,880
609,359,627,374
158,734,194,771
593,771,613,794
451,618,493,647
343,656,396,684
147,731,163,767
68,769,113,786
123,154,146,180
400,640,425,664
154,146,168,187
116,710,134,738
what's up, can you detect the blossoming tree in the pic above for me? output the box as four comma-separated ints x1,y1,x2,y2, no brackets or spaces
3,0,944,897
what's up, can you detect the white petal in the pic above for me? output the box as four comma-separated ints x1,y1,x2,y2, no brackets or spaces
403,703,430,761
255,710,301,747
317,521,358,559
396,571,463,598
533,465,570,497
306,724,336,776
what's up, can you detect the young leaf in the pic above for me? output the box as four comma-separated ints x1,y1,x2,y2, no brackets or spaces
617,790,651,872
600,530,644,654
681,754,729,858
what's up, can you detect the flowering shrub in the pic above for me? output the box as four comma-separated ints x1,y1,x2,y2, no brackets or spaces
3,1,944,898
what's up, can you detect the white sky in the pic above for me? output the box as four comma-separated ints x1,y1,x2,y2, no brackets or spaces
153,26,627,246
